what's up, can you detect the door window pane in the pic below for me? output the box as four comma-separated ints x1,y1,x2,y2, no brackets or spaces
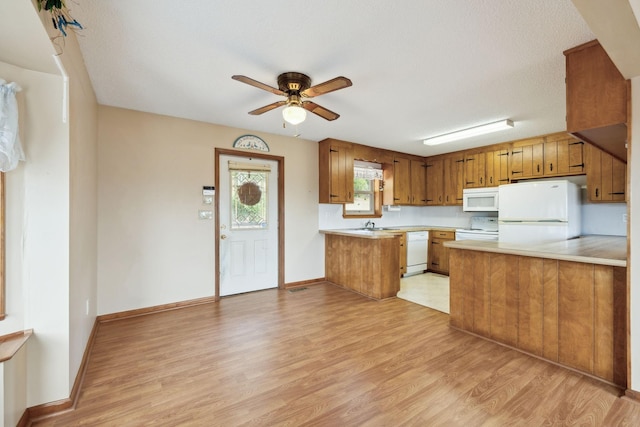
230,170,268,229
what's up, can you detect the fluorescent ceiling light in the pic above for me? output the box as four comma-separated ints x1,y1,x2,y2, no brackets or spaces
423,119,514,146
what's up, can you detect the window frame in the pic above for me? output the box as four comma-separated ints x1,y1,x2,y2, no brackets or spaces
343,177,382,219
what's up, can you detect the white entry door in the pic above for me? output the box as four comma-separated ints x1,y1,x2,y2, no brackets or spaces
219,155,278,296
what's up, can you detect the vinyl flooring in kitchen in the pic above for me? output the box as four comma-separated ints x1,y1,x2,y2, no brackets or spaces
397,272,450,313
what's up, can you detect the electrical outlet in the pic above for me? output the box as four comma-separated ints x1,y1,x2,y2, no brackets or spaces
85,299,89,316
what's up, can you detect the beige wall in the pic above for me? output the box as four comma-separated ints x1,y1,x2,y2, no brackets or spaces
60,30,99,395
0,0,98,411
97,107,323,315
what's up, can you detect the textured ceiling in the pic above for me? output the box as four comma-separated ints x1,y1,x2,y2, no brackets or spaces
71,0,594,156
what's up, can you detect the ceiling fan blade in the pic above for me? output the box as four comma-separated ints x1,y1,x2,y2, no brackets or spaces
303,101,340,121
301,76,352,98
232,75,286,96
248,100,287,115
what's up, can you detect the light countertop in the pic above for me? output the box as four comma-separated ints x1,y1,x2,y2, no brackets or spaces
445,235,627,267
320,225,458,239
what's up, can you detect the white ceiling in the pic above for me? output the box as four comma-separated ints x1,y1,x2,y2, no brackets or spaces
71,0,595,156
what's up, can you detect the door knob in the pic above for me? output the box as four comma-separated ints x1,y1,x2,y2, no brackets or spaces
220,234,228,240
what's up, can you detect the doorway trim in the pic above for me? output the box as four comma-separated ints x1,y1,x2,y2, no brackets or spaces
214,148,285,300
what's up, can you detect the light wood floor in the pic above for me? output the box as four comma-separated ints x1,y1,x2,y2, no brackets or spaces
33,283,640,426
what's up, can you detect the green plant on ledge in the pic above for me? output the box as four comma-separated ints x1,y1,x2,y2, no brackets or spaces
37,0,83,37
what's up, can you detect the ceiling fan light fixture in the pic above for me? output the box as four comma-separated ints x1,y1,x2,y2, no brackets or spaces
423,119,514,146
282,104,307,125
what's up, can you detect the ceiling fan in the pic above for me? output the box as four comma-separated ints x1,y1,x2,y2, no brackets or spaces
232,72,352,125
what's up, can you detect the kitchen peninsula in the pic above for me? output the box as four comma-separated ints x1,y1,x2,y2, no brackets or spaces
446,235,627,387
320,226,457,299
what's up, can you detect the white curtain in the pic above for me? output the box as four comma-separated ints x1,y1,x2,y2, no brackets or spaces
354,166,383,180
0,79,24,172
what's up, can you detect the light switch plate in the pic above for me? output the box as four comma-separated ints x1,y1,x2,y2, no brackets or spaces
199,210,213,220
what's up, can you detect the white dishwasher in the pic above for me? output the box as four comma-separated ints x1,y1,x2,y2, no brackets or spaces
405,231,429,276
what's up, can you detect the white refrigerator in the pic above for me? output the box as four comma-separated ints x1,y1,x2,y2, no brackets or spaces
498,180,581,244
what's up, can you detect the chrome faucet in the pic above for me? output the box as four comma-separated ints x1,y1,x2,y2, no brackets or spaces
364,220,375,229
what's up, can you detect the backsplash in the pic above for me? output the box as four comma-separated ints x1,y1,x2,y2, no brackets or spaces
318,204,494,230
319,190,627,237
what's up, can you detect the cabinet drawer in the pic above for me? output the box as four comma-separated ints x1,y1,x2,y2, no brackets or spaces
431,230,455,240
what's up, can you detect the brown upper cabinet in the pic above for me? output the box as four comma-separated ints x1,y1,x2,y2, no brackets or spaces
318,138,354,204
410,159,427,205
425,157,443,205
564,40,629,162
464,151,486,188
585,143,626,202
543,133,584,176
485,148,510,187
510,137,544,180
383,154,427,206
443,152,465,206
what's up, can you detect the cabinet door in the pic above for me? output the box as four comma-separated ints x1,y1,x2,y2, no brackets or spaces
319,139,354,203
393,155,412,205
496,149,510,185
511,140,543,179
425,158,443,205
585,143,626,202
330,143,354,203
444,154,464,205
464,152,486,188
545,136,585,176
487,149,510,187
410,159,427,205
429,231,454,275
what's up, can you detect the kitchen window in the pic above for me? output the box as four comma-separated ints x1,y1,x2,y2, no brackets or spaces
343,162,382,218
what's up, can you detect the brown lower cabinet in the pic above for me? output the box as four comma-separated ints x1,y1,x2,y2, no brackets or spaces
449,248,626,387
429,230,455,275
325,234,400,299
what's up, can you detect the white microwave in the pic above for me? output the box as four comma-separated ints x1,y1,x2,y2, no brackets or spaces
463,187,499,212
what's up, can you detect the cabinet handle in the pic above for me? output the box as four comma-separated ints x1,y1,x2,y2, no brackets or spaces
512,170,522,175
490,177,493,184
537,164,540,173
610,192,625,195
549,163,553,172
329,148,338,153
570,163,584,168
466,158,474,162
498,152,509,157
569,141,584,146
394,198,400,201
330,194,338,198
480,177,483,185
512,150,522,155
466,181,475,185
431,262,440,266
439,196,442,202
432,241,440,245
499,178,509,182
456,159,465,163
595,188,599,198
426,199,433,202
